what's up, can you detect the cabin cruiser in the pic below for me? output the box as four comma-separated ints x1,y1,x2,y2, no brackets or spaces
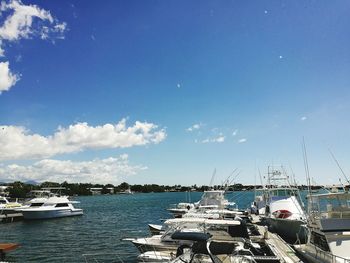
253,167,307,242
18,195,83,219
294,191,350,263
18,188,83,219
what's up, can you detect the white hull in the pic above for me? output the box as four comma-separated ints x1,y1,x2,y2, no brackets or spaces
21,208,83,219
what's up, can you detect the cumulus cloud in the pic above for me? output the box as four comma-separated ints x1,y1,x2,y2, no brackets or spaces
0,61,19,93
0,0,66,93
0,0,66,46
186,123,202,132
0,119,166,160
0,155,147,184
238,138,247,143
300,116,307,121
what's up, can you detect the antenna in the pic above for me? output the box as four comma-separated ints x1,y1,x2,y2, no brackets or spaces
209,168,216,188
302,137,312,196
328,148,350,185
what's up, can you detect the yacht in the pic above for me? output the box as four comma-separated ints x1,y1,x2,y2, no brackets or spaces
19,195,83,219
294,191,350,263
18,188,83,219
255,166,307,242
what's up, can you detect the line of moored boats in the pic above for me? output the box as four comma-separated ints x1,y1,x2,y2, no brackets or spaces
121,166,350,263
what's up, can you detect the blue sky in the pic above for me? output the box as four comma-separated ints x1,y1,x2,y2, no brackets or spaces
0,0,350,185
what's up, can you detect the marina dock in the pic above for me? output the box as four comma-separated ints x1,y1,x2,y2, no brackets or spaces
250,214,303,263
0,212,23,223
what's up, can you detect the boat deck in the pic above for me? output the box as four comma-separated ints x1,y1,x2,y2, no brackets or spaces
250,214,304,263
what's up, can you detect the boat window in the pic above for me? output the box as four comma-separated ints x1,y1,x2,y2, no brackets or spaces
30,203,44,207
55,203,69,207
310,231,330,252
0,200,7,204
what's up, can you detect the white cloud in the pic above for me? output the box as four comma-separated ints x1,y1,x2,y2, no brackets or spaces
186,123,202,132
238,138,247,143
301,116,307,121
232,129,238,136
0,155,147,184
0,0,66,92
201,135,225,144
0,119,166,161
0,61,19,93
0,0,66,45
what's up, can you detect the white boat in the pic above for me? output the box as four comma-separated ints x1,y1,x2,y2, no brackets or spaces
294,191,350,263
0,196,24,214
18,195,83,219
256,166,307,242
125,218,241,253
168,190,238,218
119,188,134,194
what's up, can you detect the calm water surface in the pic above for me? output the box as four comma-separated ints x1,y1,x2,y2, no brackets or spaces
0,191,255,262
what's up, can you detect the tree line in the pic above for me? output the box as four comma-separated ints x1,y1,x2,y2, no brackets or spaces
1,181,259,198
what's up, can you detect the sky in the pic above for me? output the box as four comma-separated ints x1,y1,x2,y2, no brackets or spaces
0,0,350,186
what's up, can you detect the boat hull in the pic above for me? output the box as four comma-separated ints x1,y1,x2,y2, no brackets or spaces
21,208,83,220
267,217,307,243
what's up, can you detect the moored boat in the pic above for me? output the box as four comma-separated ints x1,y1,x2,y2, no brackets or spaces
294,191,350,263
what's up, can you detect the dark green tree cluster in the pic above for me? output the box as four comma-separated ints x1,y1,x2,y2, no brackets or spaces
1,181,267,198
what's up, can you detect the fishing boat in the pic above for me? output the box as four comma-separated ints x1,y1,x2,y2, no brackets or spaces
294,191,350,262
168,189,237,218
258,167,307,242
125,218,241,253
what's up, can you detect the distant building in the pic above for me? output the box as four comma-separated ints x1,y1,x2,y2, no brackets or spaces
89,187,103,195
89,187,114,195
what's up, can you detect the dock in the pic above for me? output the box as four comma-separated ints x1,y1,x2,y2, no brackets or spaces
250,214,304,263
0,212,23,223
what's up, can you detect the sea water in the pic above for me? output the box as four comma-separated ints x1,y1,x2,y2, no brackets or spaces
0,191,255,262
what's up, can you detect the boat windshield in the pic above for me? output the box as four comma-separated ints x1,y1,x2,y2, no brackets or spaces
270,189,298,197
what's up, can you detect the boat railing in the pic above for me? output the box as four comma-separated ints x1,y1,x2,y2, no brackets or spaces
311,244,350,263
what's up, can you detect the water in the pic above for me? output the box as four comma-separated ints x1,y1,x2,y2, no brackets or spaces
0,191,254,262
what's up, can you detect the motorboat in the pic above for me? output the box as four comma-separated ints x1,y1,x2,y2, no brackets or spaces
18,195,83,219
168,190,238,218
255,166,307,242
119,188,134,194
0,196,24,214
125,218,241,253
294,191,350,262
